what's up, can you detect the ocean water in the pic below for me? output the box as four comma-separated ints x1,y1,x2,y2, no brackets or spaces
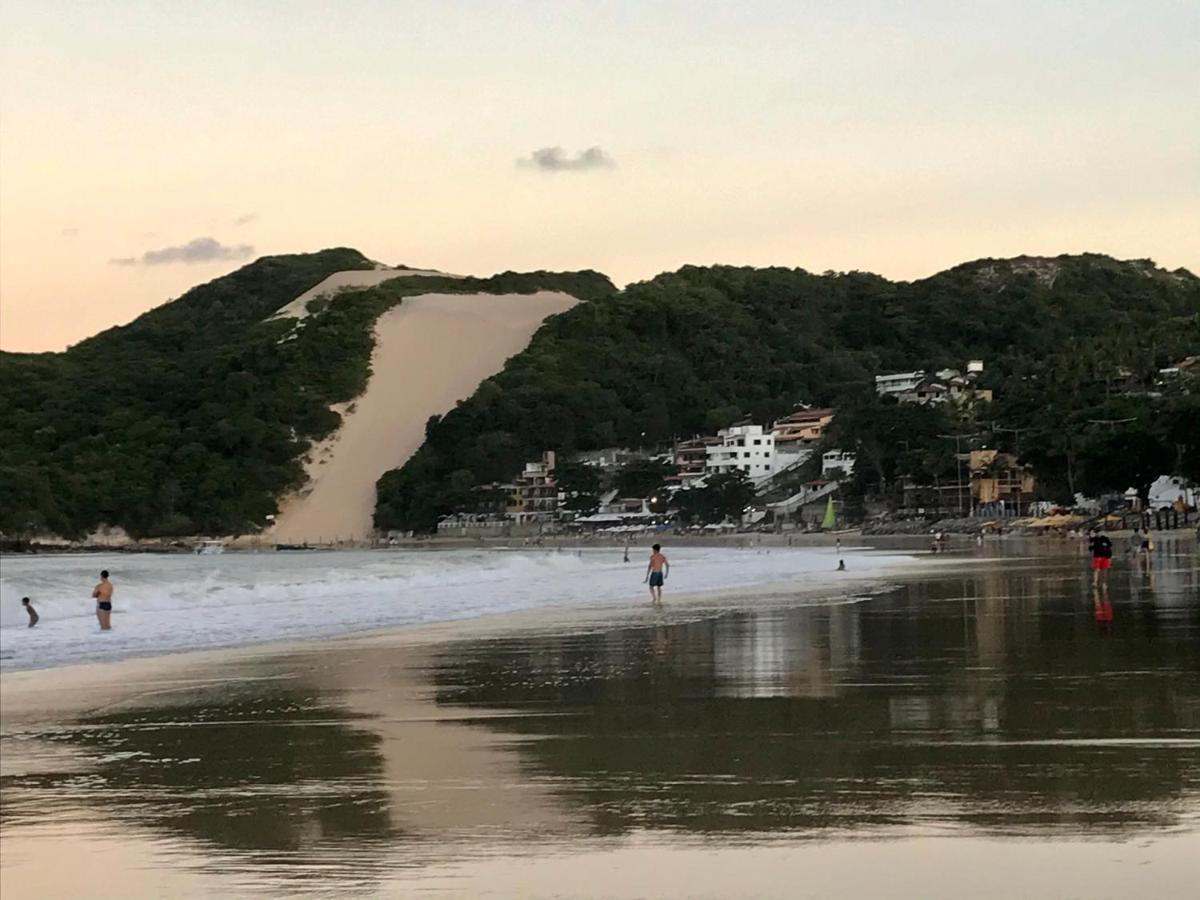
0,545,908,671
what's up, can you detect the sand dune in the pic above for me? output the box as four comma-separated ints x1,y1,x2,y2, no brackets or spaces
271,265,463,321
268,291,578,543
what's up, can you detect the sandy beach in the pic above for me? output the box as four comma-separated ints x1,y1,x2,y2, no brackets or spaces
2,540,1197,898
268,290,578,544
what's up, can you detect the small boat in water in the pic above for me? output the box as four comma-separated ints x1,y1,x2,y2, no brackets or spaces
193,539,225,555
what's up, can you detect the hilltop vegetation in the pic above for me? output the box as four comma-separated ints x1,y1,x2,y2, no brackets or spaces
0,252,611,538
2,250,1195,540
376,255,1200,532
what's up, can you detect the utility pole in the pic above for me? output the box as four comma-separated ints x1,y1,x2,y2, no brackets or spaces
991,423,1028,458
991,423,1029,515
940,432,977,517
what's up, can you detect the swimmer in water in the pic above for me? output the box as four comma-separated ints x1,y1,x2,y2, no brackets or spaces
92,570,113,630
22,597,39,627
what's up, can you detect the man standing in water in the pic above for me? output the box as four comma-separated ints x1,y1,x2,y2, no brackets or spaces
644,543,669,603
92,570,113,630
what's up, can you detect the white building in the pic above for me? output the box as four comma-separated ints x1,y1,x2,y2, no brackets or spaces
821,450,856,477
875,371,926,397
706,424,775,480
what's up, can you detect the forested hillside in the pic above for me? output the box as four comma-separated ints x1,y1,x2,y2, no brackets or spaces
0,251,612,537
3,251,1195,539
376,255,1200,532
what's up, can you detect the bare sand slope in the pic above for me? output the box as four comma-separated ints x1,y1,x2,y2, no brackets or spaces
271,266,463,321
268,291,577,543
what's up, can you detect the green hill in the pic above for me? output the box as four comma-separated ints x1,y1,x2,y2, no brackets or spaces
376,254,1199,532
2,251,1196,539
0,252,612,538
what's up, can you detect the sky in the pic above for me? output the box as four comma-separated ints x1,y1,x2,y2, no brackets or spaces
2,0,1198,351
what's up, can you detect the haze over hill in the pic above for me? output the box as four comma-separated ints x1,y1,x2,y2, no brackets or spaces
0,250,1196,541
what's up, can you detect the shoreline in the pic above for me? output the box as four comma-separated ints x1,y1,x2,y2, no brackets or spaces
0,556,943,716
6,523,1197,556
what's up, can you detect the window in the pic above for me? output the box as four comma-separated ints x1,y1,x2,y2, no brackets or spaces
753,439,761,445
743,452,750,458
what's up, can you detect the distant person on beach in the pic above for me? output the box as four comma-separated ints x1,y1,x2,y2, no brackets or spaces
1087,529,1113,587
22,597,38,627
624,543,630,563
837,559,846,571
1139,529,1154,564
645,544,669,603
92,570,113,630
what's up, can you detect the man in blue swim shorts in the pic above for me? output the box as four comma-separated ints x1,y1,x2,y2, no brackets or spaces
644,543,669,603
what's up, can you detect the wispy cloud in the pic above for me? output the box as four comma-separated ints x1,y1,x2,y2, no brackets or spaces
110,236,254,266
517,146,615,172
233,212,258,226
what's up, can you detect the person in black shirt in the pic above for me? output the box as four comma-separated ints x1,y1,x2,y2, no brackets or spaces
1087,528,1113,587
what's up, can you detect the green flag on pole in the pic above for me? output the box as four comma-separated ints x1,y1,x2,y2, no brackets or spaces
821,496,836,530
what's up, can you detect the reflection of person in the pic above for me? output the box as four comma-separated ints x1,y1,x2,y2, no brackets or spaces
1087,529,1113,587
22,597,39,627
644,543,669,603
1092,586,1113,633
92,570,114,630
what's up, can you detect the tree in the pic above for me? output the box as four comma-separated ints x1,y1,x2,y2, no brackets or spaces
1076,423,1175,506
553,460,602,515
673,471,755,525
615,459,677,499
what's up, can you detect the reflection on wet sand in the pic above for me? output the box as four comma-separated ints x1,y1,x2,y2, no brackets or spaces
1,549,1197,897
434,560,1199,838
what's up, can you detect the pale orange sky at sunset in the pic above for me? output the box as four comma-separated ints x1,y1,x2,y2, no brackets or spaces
2,1,1197,351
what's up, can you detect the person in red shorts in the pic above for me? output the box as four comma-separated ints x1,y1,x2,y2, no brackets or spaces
1087,528,1113,587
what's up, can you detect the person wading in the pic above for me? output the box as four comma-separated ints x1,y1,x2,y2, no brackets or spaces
1087,529,1113,588
644,544,669,603
92,570,114,631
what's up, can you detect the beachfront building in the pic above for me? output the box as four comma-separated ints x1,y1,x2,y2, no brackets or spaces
673,435,720,483
705,423,775,480
821,450,856,478
507,451,559,524
970,449,1035,515
875,371,926,397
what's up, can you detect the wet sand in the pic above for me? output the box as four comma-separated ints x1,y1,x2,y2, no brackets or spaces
2,541,1197,898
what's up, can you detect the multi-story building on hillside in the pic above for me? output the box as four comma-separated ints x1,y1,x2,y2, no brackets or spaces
771,407,835,444
507,451,559,524
706,424,775,480
673,435,720,482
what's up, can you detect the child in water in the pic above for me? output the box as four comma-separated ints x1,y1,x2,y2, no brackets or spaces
22,597,39,627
